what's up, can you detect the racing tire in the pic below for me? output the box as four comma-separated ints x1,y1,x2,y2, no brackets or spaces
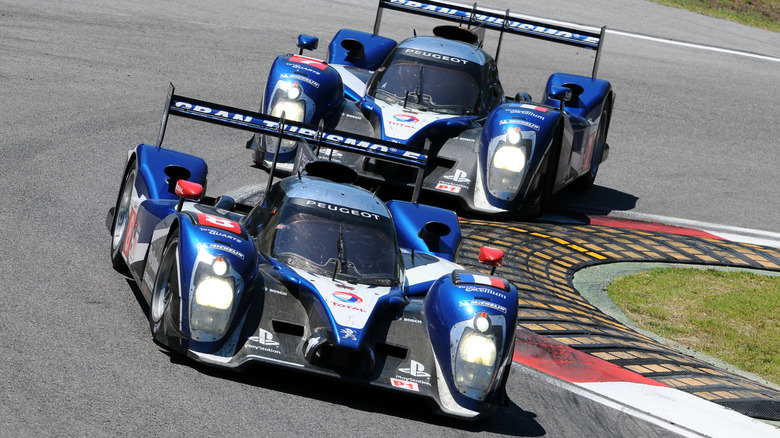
572,102,611,191
110,160,137,271
150,235,179,328
529,125,562,217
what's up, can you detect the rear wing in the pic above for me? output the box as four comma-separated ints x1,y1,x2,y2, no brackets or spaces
156,84,429,200
373,0,606,77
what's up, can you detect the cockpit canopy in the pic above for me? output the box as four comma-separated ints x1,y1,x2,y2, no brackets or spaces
250,179,401,287
366,36,502,116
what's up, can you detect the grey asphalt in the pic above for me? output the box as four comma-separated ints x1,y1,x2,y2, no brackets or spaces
2,0,778,436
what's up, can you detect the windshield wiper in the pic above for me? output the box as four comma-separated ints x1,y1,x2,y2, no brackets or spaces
332,224,347,280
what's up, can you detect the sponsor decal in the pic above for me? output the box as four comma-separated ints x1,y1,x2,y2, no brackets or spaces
435,182,461,193
457,273,506,289
303,200,381,220
279,73,320,89
172,100,424,163
341,328,357,340
197,213,241,234
247,329,283,355
203,228,243,243
265,287,287,296
520,104,550,112
342,112,362,120
122,209,140,258
500,119,540,130
393,114,419,123
288,55,328,71
390,377,420,392
443,169,471,184
248,329,280,347
463,285,507,298
399,360,431,379
506,109,547,120
333,291,363,303
200,243,245,260
402,317,423,324
388,0,599,46
459,299,508,314
329,301,366,312
403,48,469,65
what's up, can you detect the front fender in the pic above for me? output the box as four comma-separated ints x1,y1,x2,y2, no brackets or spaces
154,209,259,354
424,271,518,417
263,54,345,125
478,104,562,210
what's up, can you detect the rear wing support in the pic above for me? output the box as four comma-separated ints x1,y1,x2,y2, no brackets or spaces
155,84,429,202
372,0,607,78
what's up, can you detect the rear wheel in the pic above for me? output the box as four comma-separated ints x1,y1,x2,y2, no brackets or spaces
150,235,179,327
110,161,137,270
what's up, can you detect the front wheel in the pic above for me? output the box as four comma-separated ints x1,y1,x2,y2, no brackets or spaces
150,235,179,329
110,161,137,270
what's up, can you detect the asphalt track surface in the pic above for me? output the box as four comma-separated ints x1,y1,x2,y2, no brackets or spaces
2,0,779,436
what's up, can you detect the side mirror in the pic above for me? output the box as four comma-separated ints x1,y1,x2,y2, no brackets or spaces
514,91,533,103
478,246,504,275
549,86,572,111
297,34,319,54
175,179,203,212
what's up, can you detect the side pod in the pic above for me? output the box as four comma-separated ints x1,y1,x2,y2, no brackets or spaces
387,200,461,261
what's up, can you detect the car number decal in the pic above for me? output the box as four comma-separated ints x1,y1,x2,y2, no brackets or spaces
196,213,241,234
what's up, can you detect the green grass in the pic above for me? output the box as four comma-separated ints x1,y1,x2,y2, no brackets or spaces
649,0,780,32
607,267,780,385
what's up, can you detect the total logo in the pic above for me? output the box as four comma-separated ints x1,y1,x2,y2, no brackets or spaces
333,291,363,303
393,114,419,123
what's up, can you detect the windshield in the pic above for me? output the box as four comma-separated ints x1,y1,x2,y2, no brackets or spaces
271,199,399,286
367,50,483,115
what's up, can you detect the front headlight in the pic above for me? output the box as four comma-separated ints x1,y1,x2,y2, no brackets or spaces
189,253,237,341
265,81,306,155
492,145,526,173
194,277,233,310
454,331,498,399
270,100,305,122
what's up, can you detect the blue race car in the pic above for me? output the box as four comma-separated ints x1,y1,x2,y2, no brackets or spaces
247,0,614,217
108,86,519,419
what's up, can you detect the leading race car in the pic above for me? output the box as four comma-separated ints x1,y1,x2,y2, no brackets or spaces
247,0,615,217
108,86,519,419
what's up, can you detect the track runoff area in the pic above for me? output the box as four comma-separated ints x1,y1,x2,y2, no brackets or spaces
453,211,780,437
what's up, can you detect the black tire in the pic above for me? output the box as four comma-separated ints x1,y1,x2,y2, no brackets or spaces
572,103,611,190
529,125,562,217
150,235,179,329
110,161,137,270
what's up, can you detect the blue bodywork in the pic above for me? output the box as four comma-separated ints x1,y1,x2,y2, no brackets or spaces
109,99,519,418
249,0,615,217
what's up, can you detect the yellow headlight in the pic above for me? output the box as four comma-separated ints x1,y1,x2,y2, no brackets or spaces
271,101,304,122
458,332,497,366
194,277,234,310
492,146,526,173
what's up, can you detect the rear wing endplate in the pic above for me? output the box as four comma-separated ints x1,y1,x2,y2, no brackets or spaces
156,84,429,201
373,0,607,77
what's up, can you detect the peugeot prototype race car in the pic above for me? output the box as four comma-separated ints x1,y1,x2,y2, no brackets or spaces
247,0,615,217
108,86,519,419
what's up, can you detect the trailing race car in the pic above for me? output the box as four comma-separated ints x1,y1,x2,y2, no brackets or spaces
108,86,519,419
247,0,615,217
